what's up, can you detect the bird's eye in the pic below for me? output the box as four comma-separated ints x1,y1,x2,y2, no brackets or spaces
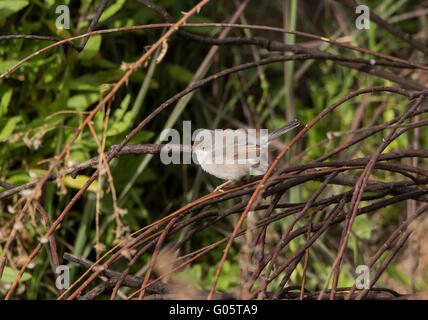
201,146,206,151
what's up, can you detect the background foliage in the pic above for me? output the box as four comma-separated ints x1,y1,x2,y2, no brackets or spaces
0,0,427,299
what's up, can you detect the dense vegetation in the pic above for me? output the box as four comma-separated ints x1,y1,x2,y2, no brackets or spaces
0,0,427,300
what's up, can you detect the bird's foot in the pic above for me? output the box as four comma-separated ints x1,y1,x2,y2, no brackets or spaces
213,180,233,193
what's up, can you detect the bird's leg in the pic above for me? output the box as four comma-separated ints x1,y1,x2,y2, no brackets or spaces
214,180,233,193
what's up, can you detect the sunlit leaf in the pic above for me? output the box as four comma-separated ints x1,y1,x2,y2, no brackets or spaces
0,0,29,21
1,266,32,283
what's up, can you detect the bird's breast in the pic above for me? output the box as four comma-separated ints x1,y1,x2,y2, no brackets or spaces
199,162,250,180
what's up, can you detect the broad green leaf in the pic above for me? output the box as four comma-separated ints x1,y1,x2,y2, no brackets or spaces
336,265,354,288
0,116,21,141
0,86,13,116
383,108,395,122
353,214,371,239
0,59,20,74
77,35,102,60
1,266,31,283
30,170,98,192
101,93,131,135
107,111,133,136
167,64,194,84
44,0,56,8
64,175,99,193
5,173,30,186
184,16,216,35
69,70,123,91
0,0,29,21
67,92,100,110
215,260,239,291
114,93,131,120
128,130,154,143
99,0,126,22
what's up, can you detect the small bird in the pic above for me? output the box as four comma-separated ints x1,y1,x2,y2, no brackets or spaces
193,119,300,192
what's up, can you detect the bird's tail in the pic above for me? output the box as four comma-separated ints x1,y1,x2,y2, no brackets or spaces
268,119,300,141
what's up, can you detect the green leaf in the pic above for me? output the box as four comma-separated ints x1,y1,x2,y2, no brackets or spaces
99,0,126,22
386,263,411,287
0,0,29,22
69,70,123,91
107,111,133,136
64,175,99,193
184,16,216,35
0,59,20,74
336,265,354,288
0,116,21,141
30,170,98,192
167,64,194,84
0,86,13,116
44,0,55,8
67,92,100,110
78,35,102,60
207,260,239,291
353,215,371,239
128,130,154,143
1,266,32,283
5,173,30,186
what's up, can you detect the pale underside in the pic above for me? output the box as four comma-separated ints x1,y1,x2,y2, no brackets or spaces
196,143,268,180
